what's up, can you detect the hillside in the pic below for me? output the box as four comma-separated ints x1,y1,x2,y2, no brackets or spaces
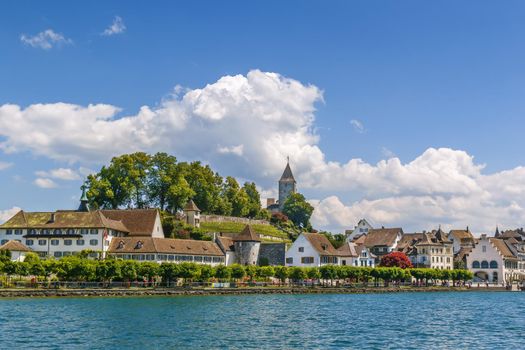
199,222,291,242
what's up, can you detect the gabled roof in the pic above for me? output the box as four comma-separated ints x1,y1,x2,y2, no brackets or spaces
303,233,338,256
337,242,358,257
108,237,224,256
364,228,403,248
489,238,517,259
448,229,475,241
0,240,32,252
183,200,200,212
216,236,235,252
279,162,296,182
101,209,158,236
233,225,261,242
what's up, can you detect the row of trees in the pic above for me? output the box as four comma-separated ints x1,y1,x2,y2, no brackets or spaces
86,152,264,218
0,253,472,287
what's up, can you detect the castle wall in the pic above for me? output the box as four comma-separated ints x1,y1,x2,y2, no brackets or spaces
258,243,286,266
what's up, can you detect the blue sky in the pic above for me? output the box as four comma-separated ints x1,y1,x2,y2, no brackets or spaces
1,1,525,233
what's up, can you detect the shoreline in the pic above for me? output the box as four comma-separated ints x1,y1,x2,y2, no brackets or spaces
0,286,510,298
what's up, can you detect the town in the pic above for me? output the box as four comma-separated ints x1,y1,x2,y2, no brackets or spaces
0,155,522,290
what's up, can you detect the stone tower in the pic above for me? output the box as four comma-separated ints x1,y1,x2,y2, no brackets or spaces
233,225,261,265
278,160,296,210
183,200,201,228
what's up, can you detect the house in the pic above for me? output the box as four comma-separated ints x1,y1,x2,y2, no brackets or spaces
108,237,225,265
0,240,33,262
337,242,376,267
285,233,339,267
345,218,373,242
398,228,453,269
447,228,475,255
466,234,525,284
0,188,164,259
361,227,403,262
183,200,201,228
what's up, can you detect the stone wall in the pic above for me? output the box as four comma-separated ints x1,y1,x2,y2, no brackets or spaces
259,243,286,266
200,215,270,226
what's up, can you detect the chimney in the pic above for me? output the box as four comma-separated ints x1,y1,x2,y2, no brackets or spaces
266,198,276,207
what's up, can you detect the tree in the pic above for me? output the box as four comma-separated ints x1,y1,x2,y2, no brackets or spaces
199,265,215,282
273,266,288,285
289,267,307,284
282,193,314,229
243,182,262,218
230,264,246,281
214,265,231,282
259,266,275,281
121,260,138,282
380,252,413,269
148,153,179,211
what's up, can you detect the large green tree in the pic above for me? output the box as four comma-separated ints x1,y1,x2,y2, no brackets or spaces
282,192,314,229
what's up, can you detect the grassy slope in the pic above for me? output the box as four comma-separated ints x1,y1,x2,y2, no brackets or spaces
199,222,290,241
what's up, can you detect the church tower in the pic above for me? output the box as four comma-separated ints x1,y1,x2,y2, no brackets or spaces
278,159,296,210
78,184,90,212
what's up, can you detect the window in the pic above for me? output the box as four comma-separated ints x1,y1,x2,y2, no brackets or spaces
472,261,480,268
321,256,337,264
0,239,7,245
66,229,75,235
361,252,367,258
354,261,358,266
50,239,59,246
301,257,314,264
54,251,62,258
90,229,98,235
482,245,487,252
41,229,50,235
14,229,22,235
481,260,489,269
76,240,85,246
203,256,211,262
286,257,293,264
38,239,46,246
146,254,155,261
89,239,98,246
28,229,37,235
64,239,72,246
298,247,304,252
6,229,12,235
135,241,143,249
489,260,498,268
53,229,62,235
493,271,498,282
80,229,89,235
63,251,71,257
194,256,203,263
25,239,34,246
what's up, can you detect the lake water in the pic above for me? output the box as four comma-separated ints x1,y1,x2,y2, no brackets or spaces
0,291,523,349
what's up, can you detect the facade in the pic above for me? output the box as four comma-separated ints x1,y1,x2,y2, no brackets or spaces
267,160,297,213
337,242,376,267
447,228,475,255
285,233,339,267
345,219,373,242
467,234,525,284
0,192,164,259
398,229,454,269
108,236,225,266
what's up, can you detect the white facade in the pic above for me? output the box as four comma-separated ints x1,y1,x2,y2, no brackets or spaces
0,228,115,259
285,234,338,267
412,245,453,270
110,252,224,266
340,246,376,268
466,236,513,284
346,219,373,242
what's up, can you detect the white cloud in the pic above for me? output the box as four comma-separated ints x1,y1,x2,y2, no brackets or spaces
20,29,72,50
0,161,12,170
35,168,81,181
350,119,365,133
34,178,58,189
217,144,244,156
0,207,21,224
102,16,126,36
0,70,524,234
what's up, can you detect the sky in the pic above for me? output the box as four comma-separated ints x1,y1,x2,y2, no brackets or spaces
1,1,525,234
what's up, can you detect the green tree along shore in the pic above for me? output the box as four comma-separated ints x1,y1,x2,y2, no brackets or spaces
0,253,473,287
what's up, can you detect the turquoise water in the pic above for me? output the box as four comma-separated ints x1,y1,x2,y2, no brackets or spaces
0,291,523,349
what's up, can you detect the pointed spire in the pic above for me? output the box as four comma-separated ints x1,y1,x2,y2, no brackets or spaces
183,199,200,212
279,159,296,182
78,183,90,212
233,225,261,242
495,226,500,238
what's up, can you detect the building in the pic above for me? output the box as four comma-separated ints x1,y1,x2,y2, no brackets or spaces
467,232,525,284
285,232,339,267
267,160,297,213
397,228,453,269
447,227,476,268
358,227,403,263
345,218,373,242
0,240,33,262
0,188,164,259
108,237,225,266
337,242,376,267
183,200,201,228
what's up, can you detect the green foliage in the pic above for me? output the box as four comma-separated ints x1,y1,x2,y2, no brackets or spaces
319,232,346,249
282,192,314,229
230,264,246,280
199,222,289,240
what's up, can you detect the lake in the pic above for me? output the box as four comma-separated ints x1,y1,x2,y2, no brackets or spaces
0,291,523,349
